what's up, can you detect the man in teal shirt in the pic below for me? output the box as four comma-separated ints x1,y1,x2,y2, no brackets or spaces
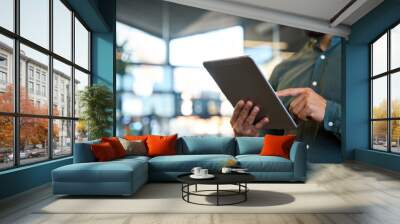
230,32,342,163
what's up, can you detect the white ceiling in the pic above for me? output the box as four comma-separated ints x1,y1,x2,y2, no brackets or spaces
164,0,384,37
226,0,352,21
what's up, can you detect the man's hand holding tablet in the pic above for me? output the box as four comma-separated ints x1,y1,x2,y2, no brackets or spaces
204,56,297,133
230,87,328,137
230,100,269,137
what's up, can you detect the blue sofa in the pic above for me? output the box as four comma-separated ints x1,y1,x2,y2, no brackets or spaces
52,136,306,196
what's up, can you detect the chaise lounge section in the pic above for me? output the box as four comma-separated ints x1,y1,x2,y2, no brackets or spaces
52,136,306,196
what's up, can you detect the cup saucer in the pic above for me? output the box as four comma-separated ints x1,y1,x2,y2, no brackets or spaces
190,174,215,179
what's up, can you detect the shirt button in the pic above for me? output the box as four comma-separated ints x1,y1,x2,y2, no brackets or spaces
328,121,334,127
320,54,326,60
312,81,317,86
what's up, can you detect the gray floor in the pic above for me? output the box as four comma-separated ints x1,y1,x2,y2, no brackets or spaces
1,162,400,224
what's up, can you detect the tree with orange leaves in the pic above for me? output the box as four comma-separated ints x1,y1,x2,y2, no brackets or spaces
0,84,59,152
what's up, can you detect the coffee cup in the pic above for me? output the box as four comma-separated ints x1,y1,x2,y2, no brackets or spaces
221,167,232,174
199,169,208,176
191,167,202,176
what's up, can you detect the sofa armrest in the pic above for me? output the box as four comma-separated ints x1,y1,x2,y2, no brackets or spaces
73,140,100,163
289,141,307,181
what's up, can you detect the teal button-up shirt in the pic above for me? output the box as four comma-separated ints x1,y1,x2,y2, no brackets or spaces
265,37,342,162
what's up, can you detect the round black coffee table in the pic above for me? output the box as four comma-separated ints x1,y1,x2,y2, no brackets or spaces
177,173,255,206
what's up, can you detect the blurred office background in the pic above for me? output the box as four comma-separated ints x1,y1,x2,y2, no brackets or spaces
116,0,308,137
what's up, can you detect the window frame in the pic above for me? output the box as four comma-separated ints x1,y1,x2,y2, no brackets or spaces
370,20,400,154
0,0,92,171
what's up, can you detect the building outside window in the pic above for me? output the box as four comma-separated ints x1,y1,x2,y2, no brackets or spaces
28,66,34,79
0,54,7,89
0,54,7,67
35,70,40,81
0,0,91,170
35,83,40,95
41,85,46,97
370,22,400,153
28,81,34,94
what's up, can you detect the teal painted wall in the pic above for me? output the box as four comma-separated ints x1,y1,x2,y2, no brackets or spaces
91,0,116,135
355,149,400,172
345,0,400,170
0,0,116,200
92,33,114,87
0,158,72,199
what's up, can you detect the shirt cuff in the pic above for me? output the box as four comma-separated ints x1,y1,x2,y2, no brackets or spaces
323,100,341,135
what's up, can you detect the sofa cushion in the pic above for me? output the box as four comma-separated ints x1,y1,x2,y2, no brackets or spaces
116,155,150,163
178,136,235,155
53,158,147,183
147,134,178,157
149,154,235,172
91,142,118,161
73,139,100,163
119,138,147,156
236,137,264,155
101,137,127,158
260,134,296,159
124,135,148,141
236,155,293,172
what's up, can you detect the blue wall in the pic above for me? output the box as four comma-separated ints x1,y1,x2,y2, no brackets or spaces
0,0,116,200
91,0,116,135
345,0,400,170
0,158,72,199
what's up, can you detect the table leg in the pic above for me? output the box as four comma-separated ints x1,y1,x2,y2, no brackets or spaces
217,184,219,206
187,184,190,202
181,184,183,199
245,183,247,201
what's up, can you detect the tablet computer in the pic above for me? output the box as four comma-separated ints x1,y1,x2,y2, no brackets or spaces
203,56,297,130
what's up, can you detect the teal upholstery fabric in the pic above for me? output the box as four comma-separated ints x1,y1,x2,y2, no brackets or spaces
52,182,134,196
117,155,150,163
52,158,148,195
236,155,293,172
177,136,236,155
290,141,307,181
149,154,235,173
53,137,307,195
235,137,264,155
73,140,100,163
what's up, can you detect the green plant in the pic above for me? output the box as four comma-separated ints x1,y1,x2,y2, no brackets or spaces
79,84,114,140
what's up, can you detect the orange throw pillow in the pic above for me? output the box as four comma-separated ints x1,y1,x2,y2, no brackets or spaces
91,142,117,161
259,134,296,159
124,135,148,141
101,137,127,158
146,134,177,157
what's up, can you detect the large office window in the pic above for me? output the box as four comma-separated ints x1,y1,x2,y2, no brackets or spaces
0,0,91,170
370,22,400,153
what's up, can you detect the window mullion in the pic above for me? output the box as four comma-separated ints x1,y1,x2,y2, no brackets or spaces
13,0,20,167
49,0,54,160
370,45,373,149
388,30,391,152
71,10,76,155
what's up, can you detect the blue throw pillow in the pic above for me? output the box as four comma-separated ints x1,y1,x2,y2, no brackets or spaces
179,136,235,155
73,139,100,163
236,137,264,155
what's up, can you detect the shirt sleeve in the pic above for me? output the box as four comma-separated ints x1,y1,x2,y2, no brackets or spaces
323,100,341,137
269,63,282,91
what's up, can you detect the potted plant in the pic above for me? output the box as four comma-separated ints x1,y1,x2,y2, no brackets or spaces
79,84,114,140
